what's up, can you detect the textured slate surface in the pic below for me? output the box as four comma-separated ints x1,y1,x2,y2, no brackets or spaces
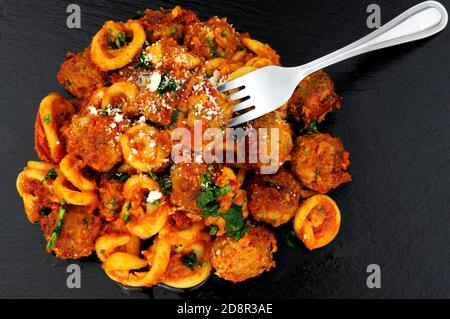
0,0,449,299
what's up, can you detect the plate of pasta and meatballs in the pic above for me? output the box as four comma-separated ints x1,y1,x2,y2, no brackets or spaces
16,6,352,290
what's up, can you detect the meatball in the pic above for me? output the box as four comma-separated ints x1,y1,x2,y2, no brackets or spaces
184,17,240,59
98,175,126,222
175,72,233,130
291,133,351,193
210,224,277,282
140,7,199,43
63,114,123,172
248,168,302,227
230,113,293,174
57,48,106,98
288,70,341,125
41,205,102,259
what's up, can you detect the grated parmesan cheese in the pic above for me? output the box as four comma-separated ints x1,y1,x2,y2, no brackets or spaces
146,190,163,203
87,106,98,115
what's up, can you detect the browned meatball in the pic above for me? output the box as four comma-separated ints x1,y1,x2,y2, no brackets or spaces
98,175,126,222
184,17,240,59
140,7,199,43
57,48,106,98
210,224,277,282
230,113,293,174
63,114,123,172
41,205,102,259
291,133,351,193
288,70,341,125
248,168,302,227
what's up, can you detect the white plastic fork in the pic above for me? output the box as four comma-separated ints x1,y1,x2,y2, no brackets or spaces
219,1,448,127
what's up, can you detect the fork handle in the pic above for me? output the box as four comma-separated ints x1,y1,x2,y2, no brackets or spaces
296,1,448,77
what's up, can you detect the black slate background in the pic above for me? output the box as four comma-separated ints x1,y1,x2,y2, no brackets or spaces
0,0,449,299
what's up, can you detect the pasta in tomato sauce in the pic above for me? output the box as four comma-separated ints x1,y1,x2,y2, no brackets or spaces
16,6,349,288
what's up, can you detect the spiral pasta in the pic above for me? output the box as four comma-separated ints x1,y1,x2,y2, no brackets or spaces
35,93,75,163
59,155,97,191
53,174,98,206
120,123,172,173
91,20,146,71
120,174,171,239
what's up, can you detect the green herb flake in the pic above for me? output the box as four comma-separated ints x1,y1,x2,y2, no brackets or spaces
200,172,212,190
206,37,219,57
181,253,202,270
149,171,172,195
41,169,57,184
126,201,132,211
46,200,66,249
171,27,178,35
108,32,131,50
135,52,151,69
165,108,182,129
156,71,179,95
209,224,219,235
299,119,319,134
215,184,231,197
122,214,131,224
43,114,52,124
282,230,301,248
106,171,130,183
200,204,248,241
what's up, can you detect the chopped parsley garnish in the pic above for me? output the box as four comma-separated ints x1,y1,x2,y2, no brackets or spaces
39,207,52,216
181,253,203,270
165,108,182,129
200,204,248,241
149,171,172,195
130,9,145,20
135,52,151,69
43,114,52,124
108,32,131,49
122,214,131,224
156,71,179,95
238,45,246,51
200,172,212,190
106,171,130,183
196,173,231,212
299,119,319,134
209,224,219,235
46,200,66,249
82,217,89,227
215,184,231,196
282,230,301,248
41,169,57,184
126,201,132,211
171,27,178,35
